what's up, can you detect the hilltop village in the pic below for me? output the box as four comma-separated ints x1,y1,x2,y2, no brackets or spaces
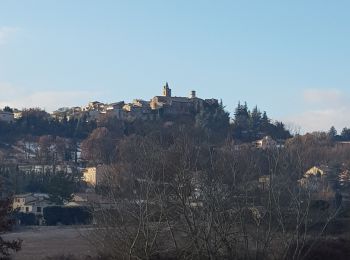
1,84,350,259
53,83,219,122
0,83,219,124
0,84,290,218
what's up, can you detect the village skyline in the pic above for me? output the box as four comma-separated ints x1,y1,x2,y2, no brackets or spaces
0,82,348,135
1,1,350,259
1,1,350,132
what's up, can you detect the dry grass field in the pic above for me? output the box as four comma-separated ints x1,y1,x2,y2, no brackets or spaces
3,226,96,260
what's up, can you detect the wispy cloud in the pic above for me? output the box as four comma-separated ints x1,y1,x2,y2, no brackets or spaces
0,26,19,45
0,82,101,112
303,89,342,105
284,88,350,133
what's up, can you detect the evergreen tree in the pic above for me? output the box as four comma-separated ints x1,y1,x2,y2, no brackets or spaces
260,111,270,133
273,121,291,140
328,126,337,140
341,127,350,141
231,103,291,141
233,102,250,139
195,102,230,141
3,106,13,113
249,106,262,138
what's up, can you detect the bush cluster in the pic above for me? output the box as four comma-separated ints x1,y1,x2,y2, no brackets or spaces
43,206,92,225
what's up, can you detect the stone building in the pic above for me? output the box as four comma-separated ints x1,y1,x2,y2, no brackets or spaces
150,83,218,116
162,82,172,97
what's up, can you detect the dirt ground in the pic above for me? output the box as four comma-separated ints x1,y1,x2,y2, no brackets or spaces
2,226,96,260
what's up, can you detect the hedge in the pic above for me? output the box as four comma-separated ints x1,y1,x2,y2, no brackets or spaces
43,206,92,225
15,212,36,225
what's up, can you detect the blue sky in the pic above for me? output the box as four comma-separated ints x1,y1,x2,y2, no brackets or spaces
0,0,350,133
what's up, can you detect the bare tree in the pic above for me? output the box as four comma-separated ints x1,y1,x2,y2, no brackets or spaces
89,130,343,260
81,127,116,165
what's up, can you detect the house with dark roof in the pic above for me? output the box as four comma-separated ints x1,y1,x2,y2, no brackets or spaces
13,193,54,216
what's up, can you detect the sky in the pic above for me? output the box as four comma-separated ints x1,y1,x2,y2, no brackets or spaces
0,0,350,133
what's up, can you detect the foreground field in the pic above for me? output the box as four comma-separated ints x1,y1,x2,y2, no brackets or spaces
3,226,96,260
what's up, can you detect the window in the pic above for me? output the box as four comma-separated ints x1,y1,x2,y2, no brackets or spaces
25,207,29,212
37,207,42,213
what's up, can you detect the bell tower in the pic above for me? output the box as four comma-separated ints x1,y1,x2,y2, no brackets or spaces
162,82,171,97
189,90,196,99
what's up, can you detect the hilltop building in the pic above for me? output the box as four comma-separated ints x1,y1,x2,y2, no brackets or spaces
162,82,172,97
150,83,218,116
49,83,218,123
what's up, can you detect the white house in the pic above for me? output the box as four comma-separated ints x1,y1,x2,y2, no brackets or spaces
13,109,22,119
255,136,277,149
0,111,14,123
13,193,53,215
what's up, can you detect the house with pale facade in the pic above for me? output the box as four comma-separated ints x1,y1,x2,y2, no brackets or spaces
82,165,107,186
82,165,112,187
82,167,98,186
0,111,14,123
255,136,277,149
13,193,53,216
13,109,22,119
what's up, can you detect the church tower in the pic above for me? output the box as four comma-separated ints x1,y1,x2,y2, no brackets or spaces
189,90,196,99
162,82,172,97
